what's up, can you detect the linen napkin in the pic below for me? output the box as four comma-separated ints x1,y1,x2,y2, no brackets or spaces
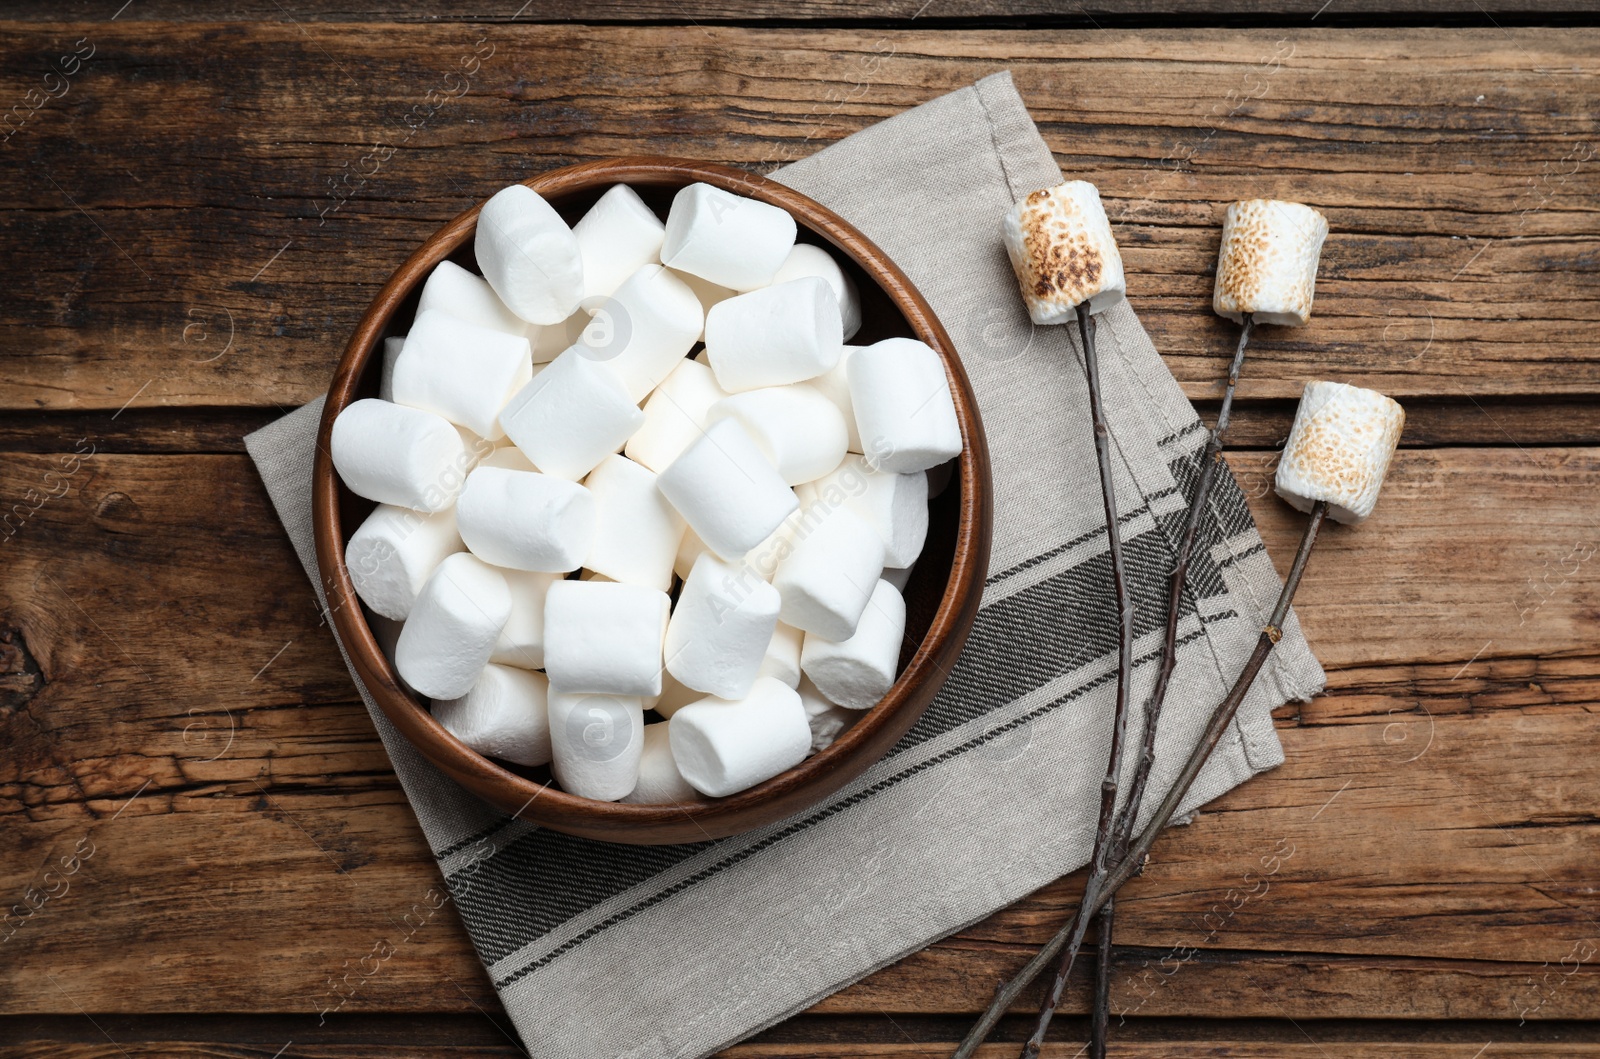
246,70,1323,1059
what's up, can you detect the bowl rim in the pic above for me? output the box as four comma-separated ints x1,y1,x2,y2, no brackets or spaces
312,155,991,844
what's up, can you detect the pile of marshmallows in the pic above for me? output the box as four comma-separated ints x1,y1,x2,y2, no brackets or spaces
330,180,963,804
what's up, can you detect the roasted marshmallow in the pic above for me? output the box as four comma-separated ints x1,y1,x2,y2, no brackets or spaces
660,182,796,291
417,259,534,338
331,398,470,512
772,505,885,641
1213,199,1329,327
345,504,465,621
1001,180,1127,323
474,183,584,325
583,454,685,591
394,553,511,700
1274,380,1404,524
773,243,861,341
489,568,559,669
580,263,703,402
573,184,666,300
703,278,843,392
620,722,702,804
433,664,552,766
456,466,595,572
707,384,849,486
800,579,904,709
548,691,645,801
543,580,669,697
625,357,731,474
848,338,963,474
668,678,812,797
665,553,782,700
656,418,799,560
814,454,928,568
391,309,532,440
498,348,645,481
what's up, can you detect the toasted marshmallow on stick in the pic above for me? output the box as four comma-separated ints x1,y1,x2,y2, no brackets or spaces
1002,180,1127,323
1213,200,1329,327
1274,380,1404,525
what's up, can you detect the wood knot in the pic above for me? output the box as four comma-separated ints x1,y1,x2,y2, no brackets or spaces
1264,624,1283,644
0,624,45,714
93,490,144,533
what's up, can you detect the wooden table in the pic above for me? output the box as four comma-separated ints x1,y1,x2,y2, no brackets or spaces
2,4,1596,1056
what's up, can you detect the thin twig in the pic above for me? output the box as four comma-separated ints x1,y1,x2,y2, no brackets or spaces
1015,304,1137,1059
1087,313,1257,1048
1090,896,1114,1059
950,500,1328,1058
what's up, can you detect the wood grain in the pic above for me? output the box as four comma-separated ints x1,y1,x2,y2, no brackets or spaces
0,26,1596,411
2,446,1596,1019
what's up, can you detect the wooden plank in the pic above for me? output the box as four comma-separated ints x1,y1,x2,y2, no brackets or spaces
7,1,1600,20
0,26,1595,411
1,444,1597,1019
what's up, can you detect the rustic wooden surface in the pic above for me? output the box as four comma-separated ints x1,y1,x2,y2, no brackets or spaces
2,7,1598,1057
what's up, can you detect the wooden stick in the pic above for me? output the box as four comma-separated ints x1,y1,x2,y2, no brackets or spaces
1086,312,1257,1051
1013,303,1137,1059
1089,896,1114,1059
950,500,1328,1059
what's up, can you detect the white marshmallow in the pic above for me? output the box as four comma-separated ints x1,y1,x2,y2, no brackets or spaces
583,454,685,590
798,676,856,753
394,553,511,700
674,524,711,581
801,579,905,709
773,243,861,341
772,505,885,641
620,722,702,804
543,580,669,696
656,418,799,561
346,504,465,621
756,621,804,688
809,345,863,453
548,692,644,801
659,182,796,291
849,337,963,474
1001,179,1127,323
573,184,666,300
417,259,534,338
434,664,552,766
882,564,914,593
367,613,415,695
530,309,589,364
474,183,584,325
379,335,406,402
456,466,595,572
580,264,703,402
1274,380,1405,524
499,348,645,481
706,384,847,486
703,278,844,392
477,444,537,473
489,568,559,669
391,308,532,440
814,454,928,568
669,268,735,338
653,673,705,719
331,398,470,513
625,357,730,474
666,553,782,700
1214,199,1330,327
668,678,812,797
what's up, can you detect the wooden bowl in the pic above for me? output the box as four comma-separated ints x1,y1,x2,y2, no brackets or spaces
312,157,991,845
